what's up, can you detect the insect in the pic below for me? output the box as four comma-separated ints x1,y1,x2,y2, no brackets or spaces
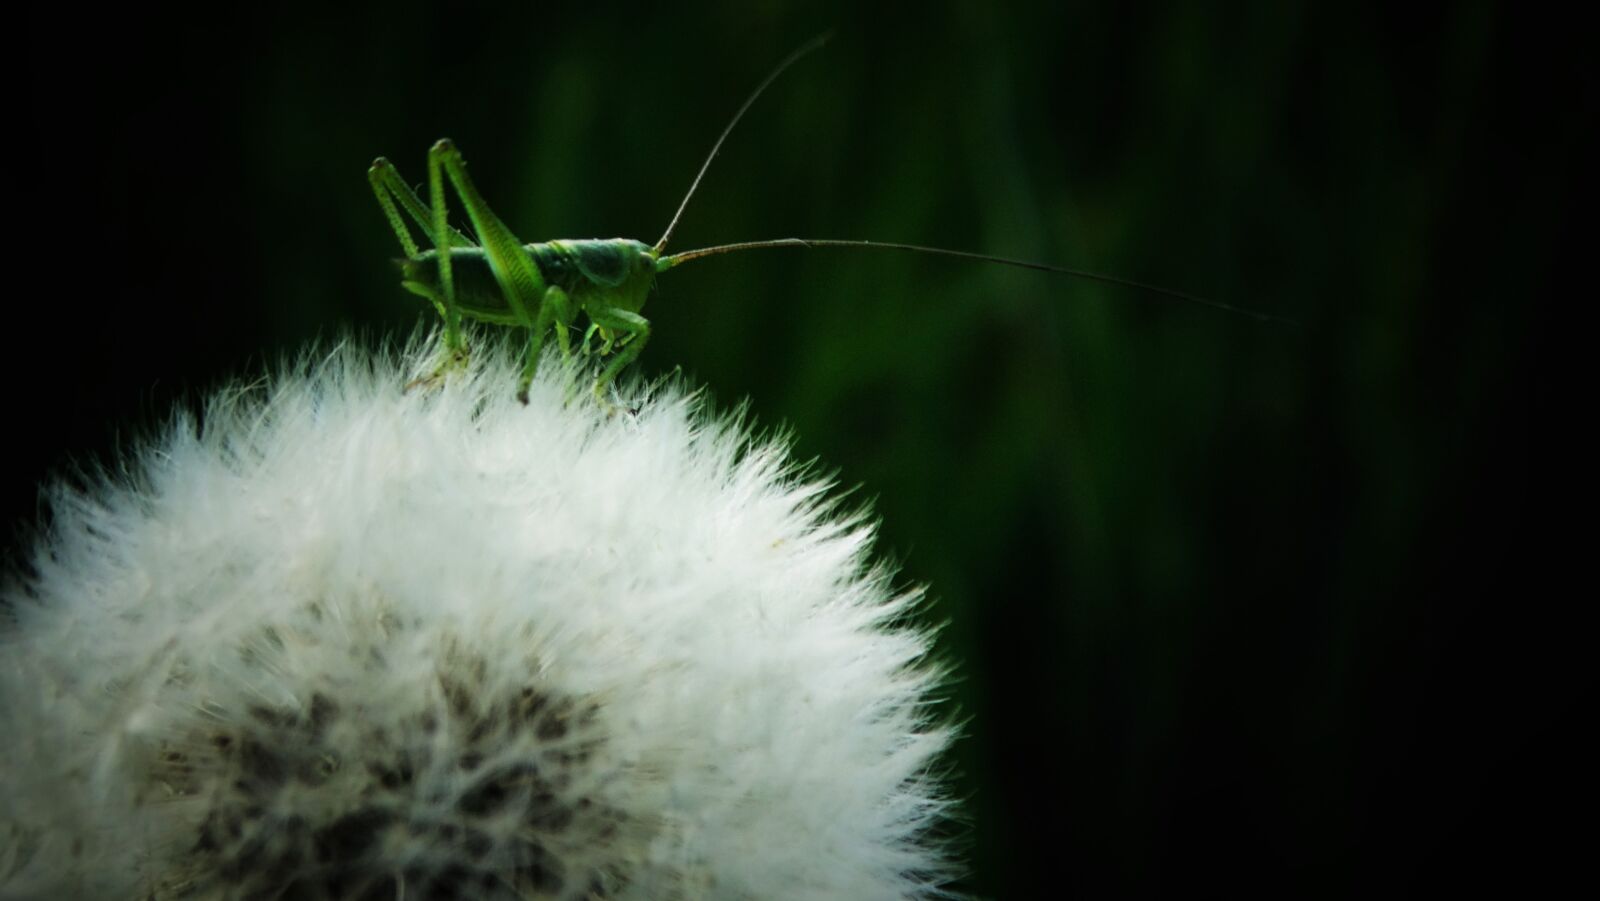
369,35,1282,405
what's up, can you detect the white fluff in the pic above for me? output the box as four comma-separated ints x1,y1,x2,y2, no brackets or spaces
0,337,955,900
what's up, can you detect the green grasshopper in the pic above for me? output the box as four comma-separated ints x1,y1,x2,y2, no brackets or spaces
369,35,1279,405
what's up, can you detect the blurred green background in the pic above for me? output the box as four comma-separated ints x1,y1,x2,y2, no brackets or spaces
15,1,1576,895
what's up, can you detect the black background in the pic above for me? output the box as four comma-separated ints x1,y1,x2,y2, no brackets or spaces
15,2,1581,896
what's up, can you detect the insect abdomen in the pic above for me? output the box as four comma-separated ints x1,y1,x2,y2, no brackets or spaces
403,249,521,324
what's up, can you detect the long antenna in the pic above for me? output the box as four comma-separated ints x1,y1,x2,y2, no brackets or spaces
653,32,833,255
660,239,1294,323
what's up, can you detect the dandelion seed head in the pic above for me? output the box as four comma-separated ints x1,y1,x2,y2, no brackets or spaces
0,336,957,899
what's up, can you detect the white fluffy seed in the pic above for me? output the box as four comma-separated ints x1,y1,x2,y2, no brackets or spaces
0,336,957,900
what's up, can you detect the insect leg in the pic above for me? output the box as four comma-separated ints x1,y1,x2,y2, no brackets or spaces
427,140,551,392
368,160,421,258
583,306,651,400
516,284,576,403
370,158,479,363
399,280,450,324
368,159,476,256
579,323,613,356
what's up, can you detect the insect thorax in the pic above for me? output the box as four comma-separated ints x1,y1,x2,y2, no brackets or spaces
527,239,657,314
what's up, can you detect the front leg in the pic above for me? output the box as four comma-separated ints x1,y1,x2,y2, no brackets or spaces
583,306,651,403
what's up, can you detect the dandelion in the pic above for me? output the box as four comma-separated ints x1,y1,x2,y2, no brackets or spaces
0,337,956,899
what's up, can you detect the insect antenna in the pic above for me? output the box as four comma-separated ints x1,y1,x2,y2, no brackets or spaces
659,238,1295,324
653,32,833,256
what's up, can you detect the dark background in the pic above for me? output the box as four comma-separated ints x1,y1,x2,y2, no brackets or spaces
16,2,1579,896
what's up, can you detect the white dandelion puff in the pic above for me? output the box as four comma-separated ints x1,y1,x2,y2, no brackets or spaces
0,337,957,900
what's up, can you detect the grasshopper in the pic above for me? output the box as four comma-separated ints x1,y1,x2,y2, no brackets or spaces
369,35,1279,405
